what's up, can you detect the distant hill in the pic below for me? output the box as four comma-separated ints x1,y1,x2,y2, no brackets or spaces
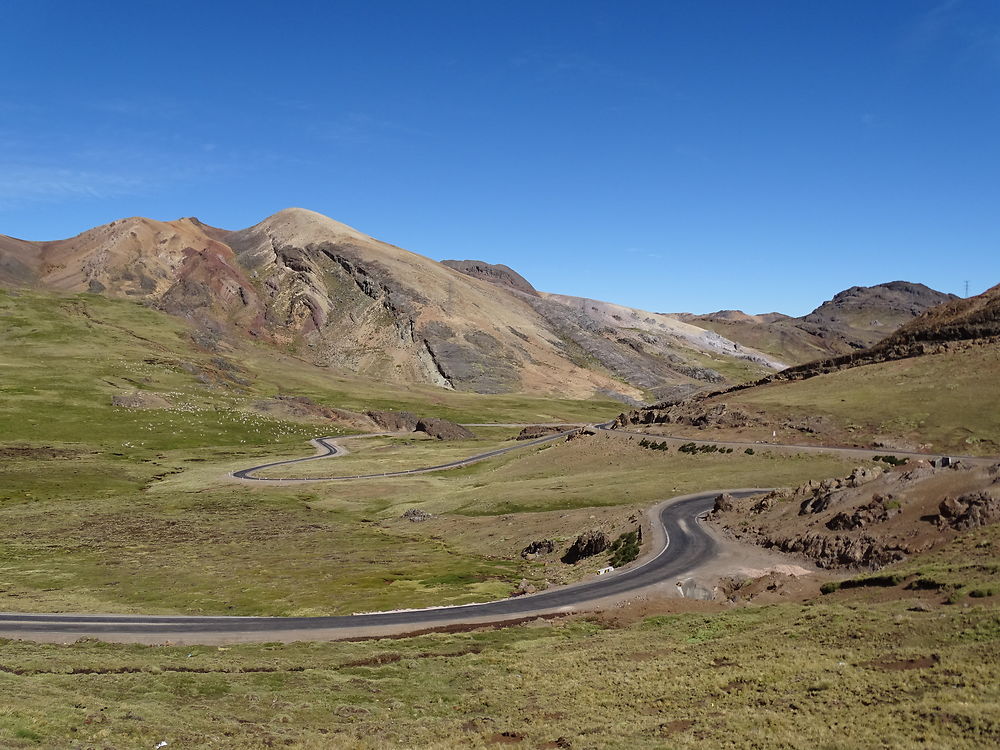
0,209,783,400
613,284,1000,454
679,281,958,365
765,282,1000,383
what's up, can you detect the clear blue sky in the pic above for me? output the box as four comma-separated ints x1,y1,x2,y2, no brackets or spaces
2,0,997,315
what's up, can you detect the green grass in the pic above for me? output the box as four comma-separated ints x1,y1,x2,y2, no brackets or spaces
0,601,996,748
725,346,1000,454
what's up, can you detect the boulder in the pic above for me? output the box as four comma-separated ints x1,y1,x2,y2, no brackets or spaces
770,533,906,569
520,539,556,559
713,493,736,513
937,490,1000,530
561,530,610,564
511,579,537,596
401,508,433,523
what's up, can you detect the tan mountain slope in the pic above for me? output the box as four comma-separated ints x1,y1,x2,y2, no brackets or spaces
221,208,640,396
680,281,958,365
442,261,787,401
0,208,791,398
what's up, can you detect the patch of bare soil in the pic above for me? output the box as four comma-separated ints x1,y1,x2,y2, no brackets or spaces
587,596,724,628
659,719,695,736
0,445,83,459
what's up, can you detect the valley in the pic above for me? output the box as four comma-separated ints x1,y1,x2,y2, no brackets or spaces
0,216,997,748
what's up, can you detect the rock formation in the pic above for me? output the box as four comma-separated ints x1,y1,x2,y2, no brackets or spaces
561,530,610,564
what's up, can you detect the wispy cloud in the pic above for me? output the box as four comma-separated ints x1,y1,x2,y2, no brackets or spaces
0,165,143,203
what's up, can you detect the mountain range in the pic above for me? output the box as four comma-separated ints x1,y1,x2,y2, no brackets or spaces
0,208,960,401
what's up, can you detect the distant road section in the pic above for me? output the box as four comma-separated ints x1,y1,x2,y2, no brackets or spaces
231,425,584,482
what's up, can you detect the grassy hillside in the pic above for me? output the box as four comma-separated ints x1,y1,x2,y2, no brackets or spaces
619,343,1000,456
0,288,623,447
1,594,997,748
724,345,1000,454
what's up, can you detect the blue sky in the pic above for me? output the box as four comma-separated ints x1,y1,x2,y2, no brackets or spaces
1,0,998,315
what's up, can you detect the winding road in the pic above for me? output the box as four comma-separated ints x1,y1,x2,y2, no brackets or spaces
231,425,587,482
0,489,763,643
3,419,987,644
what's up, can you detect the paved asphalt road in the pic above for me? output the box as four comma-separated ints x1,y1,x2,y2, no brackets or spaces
231,426,585,482
6,418,982,643
0,490,762,642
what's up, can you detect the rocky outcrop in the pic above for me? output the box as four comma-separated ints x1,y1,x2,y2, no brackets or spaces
712,493,736,513
401,508,433,523
365,411,474,439
441,259,539,296
561,531,610,564
936,490,1000,530
615,401,759,429
515,425,578,441
254,395,372,426
826,495,898,531
520,540,556,560
367,410,420,432
511,579,538,596
414,418,475,440
797,467,884,516
708,462,1000,572
765,533,908,569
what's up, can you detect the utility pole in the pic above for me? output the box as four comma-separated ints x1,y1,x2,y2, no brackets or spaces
965,280,970,297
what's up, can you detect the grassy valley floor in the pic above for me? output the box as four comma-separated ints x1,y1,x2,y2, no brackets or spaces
1,289,998,748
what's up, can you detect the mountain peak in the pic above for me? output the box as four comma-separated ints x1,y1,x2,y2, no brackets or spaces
251,207,370,244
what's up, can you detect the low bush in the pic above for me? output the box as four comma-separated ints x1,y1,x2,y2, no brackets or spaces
608,530,640,567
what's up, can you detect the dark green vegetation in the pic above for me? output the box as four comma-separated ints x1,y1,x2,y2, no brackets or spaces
637,437,670,451
608,530,641,567
873,454,908,467
678,442,734,454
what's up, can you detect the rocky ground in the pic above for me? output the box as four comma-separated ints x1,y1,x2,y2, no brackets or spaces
708,461,1000,570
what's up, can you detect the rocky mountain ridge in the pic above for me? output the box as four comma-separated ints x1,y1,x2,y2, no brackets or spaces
0,208,782,399
679,281,958,365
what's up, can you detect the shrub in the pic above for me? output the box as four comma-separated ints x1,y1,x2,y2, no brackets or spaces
609,530,640,567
